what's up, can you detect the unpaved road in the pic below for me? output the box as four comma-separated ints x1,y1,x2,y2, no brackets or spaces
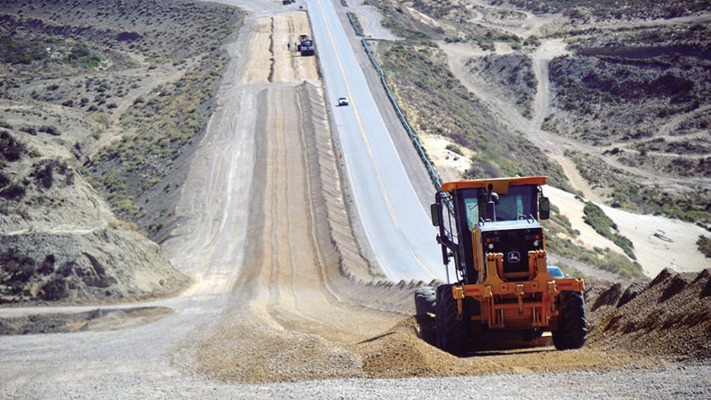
1,1,710,399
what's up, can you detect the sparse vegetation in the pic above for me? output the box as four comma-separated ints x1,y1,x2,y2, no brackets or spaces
502,0,710,20
374,41,568,186
542,20,711,228
543,204,644,279
363,0,443,40
466,54,536,118
0,0,242,231
0,130,27,161
86,50,229,220
583,201,636,260
566,150,711,226
549,52,708,147
698,236,711,258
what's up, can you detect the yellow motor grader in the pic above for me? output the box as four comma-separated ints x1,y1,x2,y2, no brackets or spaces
415,176,586,355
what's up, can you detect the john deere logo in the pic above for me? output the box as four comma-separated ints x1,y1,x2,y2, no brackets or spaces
507,251,521,263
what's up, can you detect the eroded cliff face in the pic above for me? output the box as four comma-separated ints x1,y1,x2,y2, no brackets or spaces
0,128,188,304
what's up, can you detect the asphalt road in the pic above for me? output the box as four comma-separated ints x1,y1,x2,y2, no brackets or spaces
308,0,446,283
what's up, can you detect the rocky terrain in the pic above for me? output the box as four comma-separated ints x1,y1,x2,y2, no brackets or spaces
0,0,242,304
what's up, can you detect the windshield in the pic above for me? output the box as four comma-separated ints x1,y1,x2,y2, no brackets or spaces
461,185,538,229
496,186,535,221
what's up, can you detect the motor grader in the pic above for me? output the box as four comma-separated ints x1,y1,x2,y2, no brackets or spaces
415,176,587,355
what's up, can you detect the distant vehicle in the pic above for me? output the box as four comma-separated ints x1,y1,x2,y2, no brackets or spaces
337,97,349,106
547,265,565,278
297,34,315,56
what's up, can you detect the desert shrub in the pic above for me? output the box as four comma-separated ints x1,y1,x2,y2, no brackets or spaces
0,184,26,201
0,130,27,162
0,36,48,64
0,249,36,284
38,254,56,275
68,42,103,68
40,279,68,301
0,172,9,189
30,159,71,190
116,32,141,42
583,201,636,259
33,164,54,190
698,236,711,258
445,143,463,155
39,125,61,136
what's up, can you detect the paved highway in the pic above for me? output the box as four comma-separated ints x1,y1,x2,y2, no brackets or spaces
308,0,449,283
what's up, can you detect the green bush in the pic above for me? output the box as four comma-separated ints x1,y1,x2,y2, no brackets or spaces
583,201,636,259
0,36,48,64
39,125,61,136
698,236,711,258
68,42,104,68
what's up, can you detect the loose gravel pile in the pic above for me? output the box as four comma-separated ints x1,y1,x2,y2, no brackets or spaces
587,267,711,362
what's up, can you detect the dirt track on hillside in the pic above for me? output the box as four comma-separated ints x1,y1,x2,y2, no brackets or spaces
438,28,709,276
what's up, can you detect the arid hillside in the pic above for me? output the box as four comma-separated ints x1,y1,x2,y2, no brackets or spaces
0,0,242,304
357,0,710,278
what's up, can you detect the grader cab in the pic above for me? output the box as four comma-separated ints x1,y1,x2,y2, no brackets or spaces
415,176,587,355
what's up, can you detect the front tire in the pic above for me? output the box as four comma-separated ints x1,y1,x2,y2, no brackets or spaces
435,284,468,356
553,291,587,350
414,287,436,344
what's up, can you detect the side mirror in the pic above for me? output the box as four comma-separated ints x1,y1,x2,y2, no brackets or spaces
430,203,441,227
539,196,550,220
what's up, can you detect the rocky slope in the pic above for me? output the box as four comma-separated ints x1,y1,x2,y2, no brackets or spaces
0,0,242,304
0,115,187,304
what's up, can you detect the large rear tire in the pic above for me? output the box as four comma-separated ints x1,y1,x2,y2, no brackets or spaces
552,291,587,350
414,287,436,344
435,284,468,356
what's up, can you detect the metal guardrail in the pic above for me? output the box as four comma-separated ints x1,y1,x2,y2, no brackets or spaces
359,38,442,190
343,4,441,189
345,12,362,37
